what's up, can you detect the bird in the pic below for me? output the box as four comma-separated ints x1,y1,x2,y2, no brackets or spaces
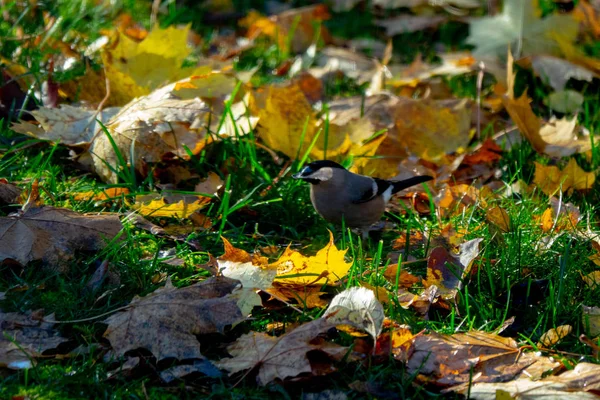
293,160,433,232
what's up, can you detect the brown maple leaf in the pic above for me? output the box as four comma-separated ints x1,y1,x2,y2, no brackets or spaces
103,276,254,362
0,206,123,267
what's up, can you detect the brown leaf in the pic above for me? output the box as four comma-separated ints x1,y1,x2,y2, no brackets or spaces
103,276,251,361
0,206,122,267
215,317,350,385
0,310,69,369
382,264,420,288
533,159,595,196
0,180,22,205
538,325,572,347
376,15,447,36
408,331,533,386
424,238,483,299
486,206,510,232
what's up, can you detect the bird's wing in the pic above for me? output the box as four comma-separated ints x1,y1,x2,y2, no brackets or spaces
351,178,392,204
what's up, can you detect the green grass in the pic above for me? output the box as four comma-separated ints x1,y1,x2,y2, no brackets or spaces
2,0,600,398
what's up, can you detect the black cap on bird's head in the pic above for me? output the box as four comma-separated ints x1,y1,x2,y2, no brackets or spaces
292,160,345,184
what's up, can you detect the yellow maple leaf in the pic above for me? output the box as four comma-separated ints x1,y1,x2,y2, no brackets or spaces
533,159,595,196
274,231,352,285
251,84,318,159
133,197,209,218
101,25,212,105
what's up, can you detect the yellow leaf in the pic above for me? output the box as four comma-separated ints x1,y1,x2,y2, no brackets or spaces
582,271,600,288
486,206,510,232
537,325,572,347
133,197,208,218
274,231,352,285
533,159,595,196
251,84,317,159
102,25,213,105
73,187,130,202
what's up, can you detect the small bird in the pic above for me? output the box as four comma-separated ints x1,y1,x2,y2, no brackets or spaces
293,160,433,231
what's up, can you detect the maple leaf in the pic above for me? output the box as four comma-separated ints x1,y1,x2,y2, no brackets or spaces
533,159,595,196
0,206,122,267
467,0,578,58
103,276,258,361
274,231,352,285
0,310,69,369
408,331,535,386
215,317,350,385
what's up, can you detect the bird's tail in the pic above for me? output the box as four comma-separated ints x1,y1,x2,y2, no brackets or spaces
391,175,433,194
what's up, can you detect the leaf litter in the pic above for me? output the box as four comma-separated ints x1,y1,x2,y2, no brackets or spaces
3,0,600,397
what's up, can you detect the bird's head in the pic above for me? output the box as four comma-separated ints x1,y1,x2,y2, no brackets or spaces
292,160,345,184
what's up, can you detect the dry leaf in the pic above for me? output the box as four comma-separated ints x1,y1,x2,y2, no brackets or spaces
533,159,595,196
530,55,596,91
376,15,447,36
459,362,600,399
408,331,533,386
467,0,578,58
103,276,255,361
73,187,130,202
383,264,421,288
246,5,330,54
266,283,328,308
0,206,122,267
323,287,385,339
0,180,22,205
0,310,69,369
486,206,510,232
582,305,600,338
424,238,483,300
436,184,482,218
582,271,600,288
216,317,352,385
218,237,277,291
537,325,572,347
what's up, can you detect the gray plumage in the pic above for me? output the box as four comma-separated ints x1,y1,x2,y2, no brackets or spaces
293,160,433,229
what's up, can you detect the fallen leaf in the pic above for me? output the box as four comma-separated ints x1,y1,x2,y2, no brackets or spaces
266,283,328,308
424,238,483,299
0,206,122,267
467,0,579,59
463,139,503,165
0,310,69,369
0,181,22,205
390,327,415,362
246,5,331,54
323,287,385,339
103,276,255,361
274,231,352,285
73,187,130,202
582,271,600,288
457,362,600,399
486,206,510,232
215,317,353,385
533,159,595,196
160,359,222,383
436,184,482,218
218,238,277,290
582,305,600,337
530,55,597,91
546,89,585,114
133,197,210,219
101,25,216,105
539,197,581,233
376,15,447,36
251,83,317,160
408,331,533,386
383,264,421,288
537,325,572,347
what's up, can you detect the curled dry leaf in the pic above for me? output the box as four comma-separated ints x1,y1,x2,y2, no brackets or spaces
408,331,535,386
323,287,385,340
537,325,572,347
216,316,354,385
424,238,483,300
0,310,69,369
0,206,122,268
103,276,257,362
533,159,595,196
